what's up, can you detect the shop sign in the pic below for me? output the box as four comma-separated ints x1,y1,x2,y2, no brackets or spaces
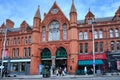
117,60,120,70
78,53,106,60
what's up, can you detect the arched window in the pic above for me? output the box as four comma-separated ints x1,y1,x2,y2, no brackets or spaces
48,20,60,41
42,26,46,41
79,32,83,40
110,29,114,38
84,32,88,40
63,24,67,40
115,28,119,37
99,30,103,38
41,48,51,59
94,31,98,39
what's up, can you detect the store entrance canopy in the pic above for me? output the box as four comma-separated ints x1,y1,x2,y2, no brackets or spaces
78,60,103,66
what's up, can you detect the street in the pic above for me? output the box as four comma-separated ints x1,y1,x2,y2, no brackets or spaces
0,75,120,80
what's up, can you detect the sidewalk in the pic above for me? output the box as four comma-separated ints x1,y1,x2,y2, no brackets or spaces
1,73,120,79
10,74,94,79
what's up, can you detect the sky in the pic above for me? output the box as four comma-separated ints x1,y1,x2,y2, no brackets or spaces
0,0,120,28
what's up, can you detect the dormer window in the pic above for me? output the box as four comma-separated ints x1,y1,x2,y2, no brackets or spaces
88,19,92,24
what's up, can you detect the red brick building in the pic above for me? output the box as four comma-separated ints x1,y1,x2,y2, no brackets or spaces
0,1,120,75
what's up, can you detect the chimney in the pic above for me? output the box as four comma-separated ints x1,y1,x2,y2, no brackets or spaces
6,19,14,28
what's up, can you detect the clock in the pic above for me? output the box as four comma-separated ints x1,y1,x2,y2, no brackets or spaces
51,8,58,14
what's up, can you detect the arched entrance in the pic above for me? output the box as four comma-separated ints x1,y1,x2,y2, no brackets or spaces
56,47,67,69
41,48,52,66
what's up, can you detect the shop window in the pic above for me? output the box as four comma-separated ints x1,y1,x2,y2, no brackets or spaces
20,63,25,72
11,63,18,72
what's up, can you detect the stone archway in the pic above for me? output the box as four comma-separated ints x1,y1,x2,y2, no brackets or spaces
41,48,52,66
55,47,67,69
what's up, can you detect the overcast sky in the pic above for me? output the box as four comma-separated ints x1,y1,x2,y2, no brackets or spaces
0,0,120,28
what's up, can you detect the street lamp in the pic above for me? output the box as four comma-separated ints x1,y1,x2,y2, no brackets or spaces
1,28,7,77
91,18,95,76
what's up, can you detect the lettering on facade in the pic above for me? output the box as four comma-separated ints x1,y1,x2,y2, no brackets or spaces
78,53,106,60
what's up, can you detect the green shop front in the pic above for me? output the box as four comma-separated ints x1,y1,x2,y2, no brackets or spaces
40,47,67,74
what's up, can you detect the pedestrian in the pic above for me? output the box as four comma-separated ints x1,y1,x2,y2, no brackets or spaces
2,68,5,77
84,66,87,75
56,68,59,76
58,67,62,76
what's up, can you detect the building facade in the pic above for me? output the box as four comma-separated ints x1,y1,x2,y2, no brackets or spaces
0,1,120,75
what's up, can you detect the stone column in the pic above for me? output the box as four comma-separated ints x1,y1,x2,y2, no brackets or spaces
51,56,55,76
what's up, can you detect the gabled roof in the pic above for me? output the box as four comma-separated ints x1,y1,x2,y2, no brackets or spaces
85,10,94,18
0,23,5,28
116,6,120,14
42,1,69,23
78,16,113,24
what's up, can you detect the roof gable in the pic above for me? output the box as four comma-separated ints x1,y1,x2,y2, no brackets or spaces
42,1,69,25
